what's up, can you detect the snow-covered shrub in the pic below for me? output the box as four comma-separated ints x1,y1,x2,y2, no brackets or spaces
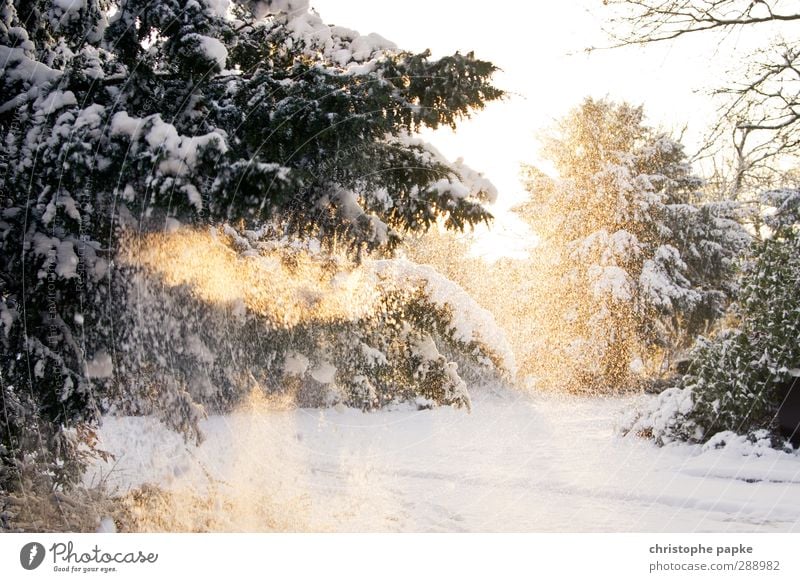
763,187,800,232
624,228,800,446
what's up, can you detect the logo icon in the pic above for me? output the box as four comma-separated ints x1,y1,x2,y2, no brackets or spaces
20,542,46,570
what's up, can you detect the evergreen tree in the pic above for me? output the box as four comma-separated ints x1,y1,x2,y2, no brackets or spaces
0,0,503,493
519,98,748,391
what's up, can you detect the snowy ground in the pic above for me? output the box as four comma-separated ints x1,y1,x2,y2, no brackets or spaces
87,386,800,532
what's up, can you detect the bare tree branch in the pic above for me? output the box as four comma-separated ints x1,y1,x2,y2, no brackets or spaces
602,1,800,200
600,0,800,47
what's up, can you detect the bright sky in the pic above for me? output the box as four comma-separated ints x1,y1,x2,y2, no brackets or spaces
309,0,774,258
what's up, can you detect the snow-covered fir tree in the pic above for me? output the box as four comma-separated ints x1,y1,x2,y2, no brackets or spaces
0,0,505,492
519,98,748,392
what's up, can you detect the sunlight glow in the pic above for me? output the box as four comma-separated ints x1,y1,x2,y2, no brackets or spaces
122,229,381,328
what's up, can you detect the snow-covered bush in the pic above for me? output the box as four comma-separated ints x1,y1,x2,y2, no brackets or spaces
0,0,503,493
108,227,513,442
623,227,800,446
763,187,800,232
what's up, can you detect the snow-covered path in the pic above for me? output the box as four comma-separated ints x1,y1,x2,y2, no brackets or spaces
88,387,800,532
